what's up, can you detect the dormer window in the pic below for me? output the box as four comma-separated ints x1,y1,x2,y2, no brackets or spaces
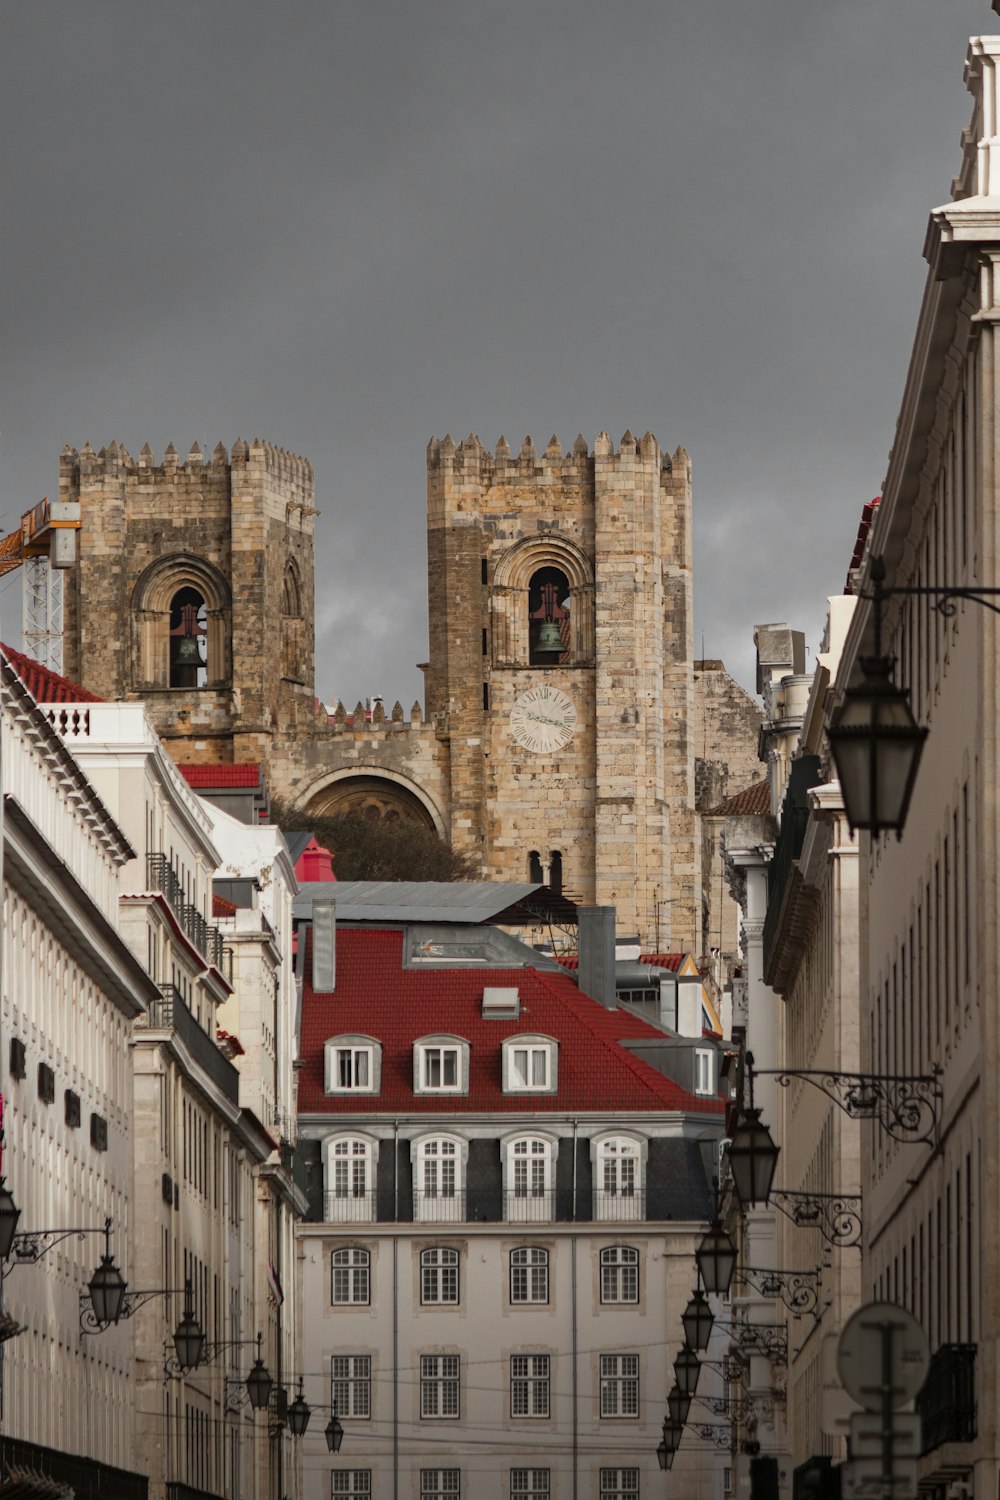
326,1036,380,1095
414,1037,469,1095
502,1036,557,1094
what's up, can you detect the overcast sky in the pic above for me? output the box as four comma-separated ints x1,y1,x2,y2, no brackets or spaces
1,1,993,710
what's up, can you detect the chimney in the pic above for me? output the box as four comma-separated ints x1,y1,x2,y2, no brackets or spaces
312,900,336,992
577,906,616,1008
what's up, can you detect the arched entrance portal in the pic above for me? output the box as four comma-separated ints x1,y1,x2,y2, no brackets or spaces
304,774,438,831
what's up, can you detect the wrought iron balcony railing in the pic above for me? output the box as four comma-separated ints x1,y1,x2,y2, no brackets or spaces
136,984,239,1106
147,854,227,971
917,1343,976,1454
321,1187,653,1224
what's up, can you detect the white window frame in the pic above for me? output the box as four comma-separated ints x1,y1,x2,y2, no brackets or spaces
414,1136,466,1222
420,1247,460,1305
325,1036,379,1095
510,1353,550,1418
331,1247,370,1305
600,1353,639,1418
503,1135,555,1222
503,1036,557,1093
694,1048,713,1096
420,1354,460,1419
325,1136,376,1223
421,1471,461,1500
511,1471,549,1500
600,1469,639,1500
414,1037,468,1094
332,1471,371,1500
600,1244,639,1304
510,1246,549,1305
331,1354,371,1419
593,1135,644,1221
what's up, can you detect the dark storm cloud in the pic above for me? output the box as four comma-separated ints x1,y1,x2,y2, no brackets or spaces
1,0,991,705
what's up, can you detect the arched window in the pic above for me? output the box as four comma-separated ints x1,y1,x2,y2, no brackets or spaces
331,1247,370,1305
504,1135,554,1222
549,851,563,893
325,1136,376,1222
168,587,207,687
491,537,595,667
593,1136,643,1222
131,554,231,690
528,850,543,884
420,1246,460,1304
600,1245,639,1304
510,1246,549,1304
528,566,570,666
281,559,305,682
414,1137,465,1222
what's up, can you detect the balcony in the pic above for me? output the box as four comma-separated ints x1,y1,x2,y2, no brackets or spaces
137,983,240,1106
147,854,227,970
320,1188,653,1224
762,755,822,982
0,1433,148,1499
917,1343,976,1454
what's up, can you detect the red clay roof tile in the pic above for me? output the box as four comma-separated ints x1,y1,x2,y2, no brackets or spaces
179,764,261,788
299,928,723,1119
2,644,102,705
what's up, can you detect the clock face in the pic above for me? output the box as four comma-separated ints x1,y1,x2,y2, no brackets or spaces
509,684,577,755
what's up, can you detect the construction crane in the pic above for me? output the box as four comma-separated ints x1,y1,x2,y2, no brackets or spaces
0,498,81,672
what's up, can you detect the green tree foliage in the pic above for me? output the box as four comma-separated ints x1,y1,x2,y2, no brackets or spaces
271,801,477,883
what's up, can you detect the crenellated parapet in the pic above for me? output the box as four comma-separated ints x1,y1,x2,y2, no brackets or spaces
322,700,427,734
427,430,687,480
59,437,313,488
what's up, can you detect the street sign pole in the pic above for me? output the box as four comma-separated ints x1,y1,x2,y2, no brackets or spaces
838,1303,930,1500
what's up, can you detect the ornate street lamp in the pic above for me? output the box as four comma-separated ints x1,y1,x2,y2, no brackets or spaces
325,1404,345,1453
287,1378,311,1437
828,654,926,838
245,1334,273,1411
681,1286,714,1351
728,1106,780,1208
667,1385,692,1425
673,1344,701,1397
87,1222,127,1326
695,1219,737,1296
172,1282,207,1371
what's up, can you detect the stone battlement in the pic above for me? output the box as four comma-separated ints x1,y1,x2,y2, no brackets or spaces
326,700,426,729
427,430,689,476
60,436,313,487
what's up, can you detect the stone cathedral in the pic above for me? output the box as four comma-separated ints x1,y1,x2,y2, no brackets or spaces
58,430,761,953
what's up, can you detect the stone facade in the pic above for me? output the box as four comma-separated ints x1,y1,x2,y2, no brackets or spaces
62,429,762,952
60,437,319,766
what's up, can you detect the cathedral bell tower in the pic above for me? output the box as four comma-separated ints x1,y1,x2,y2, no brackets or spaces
60,437,317,768
425,429,698,952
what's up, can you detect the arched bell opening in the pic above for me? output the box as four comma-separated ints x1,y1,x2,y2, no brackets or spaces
168,587,207,688
528,850,543,884
528,567,570,666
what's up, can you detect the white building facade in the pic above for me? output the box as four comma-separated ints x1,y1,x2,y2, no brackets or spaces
294,910,729,1500
0,650,159,1496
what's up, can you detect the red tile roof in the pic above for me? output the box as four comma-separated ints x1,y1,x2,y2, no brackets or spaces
213,894,238,918
638,953,686,971
708,779,771,817
179,763,262,788
299,928,723,1118
2,644,102,705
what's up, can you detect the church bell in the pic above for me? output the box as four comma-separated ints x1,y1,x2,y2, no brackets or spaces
534,620,564,655
176,635,202,663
